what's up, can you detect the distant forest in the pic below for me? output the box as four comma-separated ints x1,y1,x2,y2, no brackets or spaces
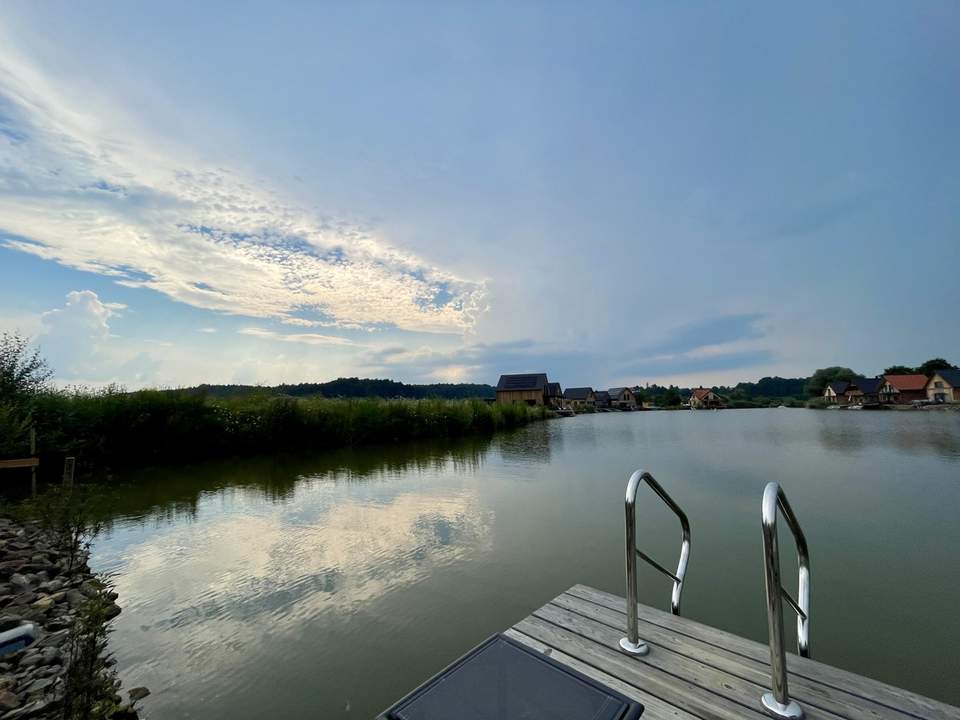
189,377,497,400
186,375,811,405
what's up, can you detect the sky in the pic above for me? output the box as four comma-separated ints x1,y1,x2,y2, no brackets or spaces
0,2,957,390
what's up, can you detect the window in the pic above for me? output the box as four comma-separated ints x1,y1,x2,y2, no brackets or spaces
934,381,943,388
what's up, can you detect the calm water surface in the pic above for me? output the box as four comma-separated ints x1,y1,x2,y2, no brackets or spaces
90,409,960,718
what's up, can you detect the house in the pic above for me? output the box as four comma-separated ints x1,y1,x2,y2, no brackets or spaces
845,377,883,405
927,369,960,404
608,387,637,410
563,387,595,409
546,382,564,408
880,374,929,404
495,373,549,405
594,390,612,409
823,381,850,405
689,387,723,409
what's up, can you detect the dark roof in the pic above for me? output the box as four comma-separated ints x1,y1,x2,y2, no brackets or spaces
546,382,562,397
933,369,960,387
496,373,548,392
563,387,594,400
882,374,928,391
594,391,611,401
608,387,631,399
852,377,883,393
827,381,849,395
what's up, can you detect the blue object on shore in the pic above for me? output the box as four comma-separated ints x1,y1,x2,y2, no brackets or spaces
0,623,37,656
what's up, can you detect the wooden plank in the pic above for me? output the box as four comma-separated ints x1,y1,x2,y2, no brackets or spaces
0,458,39,470
567,585,960,720
530,602,845,720
553,592,899,720
514,614,770,720
503,628,699,720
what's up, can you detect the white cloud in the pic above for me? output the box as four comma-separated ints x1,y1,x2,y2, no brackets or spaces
0,46,486,335
37,290,161,384
238,327,356,347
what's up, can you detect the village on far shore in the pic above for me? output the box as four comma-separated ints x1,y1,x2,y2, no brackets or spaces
495,367,960,414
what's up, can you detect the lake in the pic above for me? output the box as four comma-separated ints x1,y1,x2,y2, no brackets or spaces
89,409,960,718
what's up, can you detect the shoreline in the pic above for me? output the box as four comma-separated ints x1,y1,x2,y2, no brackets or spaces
0,515,142,719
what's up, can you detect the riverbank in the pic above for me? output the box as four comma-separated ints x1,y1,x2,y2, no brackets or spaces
16,391,550,472
0,514,142,719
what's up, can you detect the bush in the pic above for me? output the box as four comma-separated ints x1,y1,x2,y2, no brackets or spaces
27,391,549,468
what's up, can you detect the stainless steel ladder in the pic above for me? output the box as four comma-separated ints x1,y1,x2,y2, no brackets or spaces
616,471,811,720
618,469,691,656
760,482,811,719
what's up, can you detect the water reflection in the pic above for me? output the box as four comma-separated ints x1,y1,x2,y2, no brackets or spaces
80,410,960,718
95,436,494,528
816,413,960,458
96,457,494,716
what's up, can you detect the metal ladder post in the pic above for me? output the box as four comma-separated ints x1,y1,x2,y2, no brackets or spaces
619,470,691,656
761,482,811,720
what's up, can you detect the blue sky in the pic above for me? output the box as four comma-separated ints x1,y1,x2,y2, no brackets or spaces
1,2,957,389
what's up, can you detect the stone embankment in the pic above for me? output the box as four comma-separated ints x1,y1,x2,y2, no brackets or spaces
0,516,145,718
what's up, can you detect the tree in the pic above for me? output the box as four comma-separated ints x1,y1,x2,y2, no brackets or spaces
661,386,682,407
883,365,914,376
0,332,52,403
805,367,859,397
916,358,957,377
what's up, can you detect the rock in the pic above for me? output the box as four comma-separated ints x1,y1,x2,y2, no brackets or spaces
8,575,29,590
45,617,71,632
35,580,62,595
39,648,60,665
11,592,37,606
0,676,14,691
0,616,23,633
24,676,53,694
35,665,59,678
0,689,20,711
128,686,150,702
3,697,50,718
64,590,87,610
29,597,54,613
105,603,122,620
35,631,68,649
17,652,42,668
79,579,103,598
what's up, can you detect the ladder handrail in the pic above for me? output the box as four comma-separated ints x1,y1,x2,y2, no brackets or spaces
619,470,691,656
761,482,811,720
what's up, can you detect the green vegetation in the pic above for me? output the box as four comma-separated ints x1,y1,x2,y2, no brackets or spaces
60,574,141,720
189,377,496,400
27,389,547,468
0,334,546,470
805,367,860,397
916,358,958,376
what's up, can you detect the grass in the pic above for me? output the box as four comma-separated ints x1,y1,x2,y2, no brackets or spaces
25,388,550,467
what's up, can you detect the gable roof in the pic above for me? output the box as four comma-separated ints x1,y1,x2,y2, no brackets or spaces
546,382,562,397
932,369,960,387
826,381,850,395
563,387,594,400
883,374,928,391
852,377,883,394
594,390,611,401
691,387,714,400
496,373,548,392
608,387,632,400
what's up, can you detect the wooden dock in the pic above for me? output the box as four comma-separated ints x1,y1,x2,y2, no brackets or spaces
498,584,960,720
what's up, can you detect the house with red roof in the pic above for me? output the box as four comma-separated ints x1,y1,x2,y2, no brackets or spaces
689,387,723,409
880,374,929,404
